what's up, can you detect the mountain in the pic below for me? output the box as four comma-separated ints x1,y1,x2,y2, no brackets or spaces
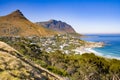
36,19,76,34
0,10,56,37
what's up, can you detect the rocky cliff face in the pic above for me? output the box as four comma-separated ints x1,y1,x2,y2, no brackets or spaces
36,19,76,33
0,10,56,37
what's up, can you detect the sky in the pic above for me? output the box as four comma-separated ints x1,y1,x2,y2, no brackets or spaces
0,0,120,34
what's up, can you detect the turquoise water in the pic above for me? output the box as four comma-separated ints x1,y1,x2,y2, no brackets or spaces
81,34,120,59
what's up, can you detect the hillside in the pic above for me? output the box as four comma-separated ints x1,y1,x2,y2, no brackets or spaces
0,41,63,80
36,19,76,34
0,10,56,37
0,37,120,80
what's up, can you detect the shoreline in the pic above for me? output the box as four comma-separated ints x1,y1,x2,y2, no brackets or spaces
74,41,104,55
74,41,120,60
82,48,120,60
89,48,120,60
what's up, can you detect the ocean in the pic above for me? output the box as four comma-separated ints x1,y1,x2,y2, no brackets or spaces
81,34,120,59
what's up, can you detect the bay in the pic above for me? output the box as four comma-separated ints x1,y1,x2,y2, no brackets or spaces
81,34,120,59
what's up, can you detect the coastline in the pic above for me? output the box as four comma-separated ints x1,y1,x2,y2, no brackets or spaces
82,47,120,60
89,48,120,60
74,41,104,54
84,48,103,56
74,41,120,60
80,34,120,60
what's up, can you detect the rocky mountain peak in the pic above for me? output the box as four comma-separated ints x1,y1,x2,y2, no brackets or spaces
5,9,26,20
48,19,62,23
36,19,76,33
10,9,24,16
49,19,56,22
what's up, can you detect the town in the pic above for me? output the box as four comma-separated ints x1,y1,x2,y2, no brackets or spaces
0,34,104,55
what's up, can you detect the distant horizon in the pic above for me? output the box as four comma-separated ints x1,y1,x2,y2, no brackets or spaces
0,0,120,34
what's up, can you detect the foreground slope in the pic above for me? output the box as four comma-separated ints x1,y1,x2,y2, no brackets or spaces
0,37,120,80
0,41,63,80
0,10,56,37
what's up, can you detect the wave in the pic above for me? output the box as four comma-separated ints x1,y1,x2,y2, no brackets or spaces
87,48,120,60
82,34,120,60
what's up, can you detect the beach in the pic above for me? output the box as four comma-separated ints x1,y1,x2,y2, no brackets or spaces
80,34,120,60
74,43,120,60
74,41,104,55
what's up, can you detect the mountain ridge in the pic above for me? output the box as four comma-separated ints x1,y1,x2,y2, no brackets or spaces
36,19,76,34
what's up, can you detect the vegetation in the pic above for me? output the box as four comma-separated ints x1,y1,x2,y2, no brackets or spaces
0,50,47,80
38,52,120,80
0,37,120,80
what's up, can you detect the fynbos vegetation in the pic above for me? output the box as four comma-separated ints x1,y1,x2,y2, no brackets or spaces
0,36,120,80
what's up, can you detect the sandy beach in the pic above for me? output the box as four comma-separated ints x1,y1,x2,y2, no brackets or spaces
74,41,104,55
75,45,120,60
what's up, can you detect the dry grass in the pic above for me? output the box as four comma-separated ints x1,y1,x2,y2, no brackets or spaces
0,41,40,79
0,10,57,37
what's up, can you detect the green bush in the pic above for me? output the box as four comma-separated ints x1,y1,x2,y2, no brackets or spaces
47,66,68,76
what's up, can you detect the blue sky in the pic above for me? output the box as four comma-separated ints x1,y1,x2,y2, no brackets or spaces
0,0,120,34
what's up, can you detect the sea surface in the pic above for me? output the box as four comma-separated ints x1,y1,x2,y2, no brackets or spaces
81,34,120,59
